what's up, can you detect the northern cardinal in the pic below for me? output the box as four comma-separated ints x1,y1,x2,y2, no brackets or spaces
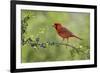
53,23,82,41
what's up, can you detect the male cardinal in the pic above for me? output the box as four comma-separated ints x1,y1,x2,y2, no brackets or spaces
53,23,82,41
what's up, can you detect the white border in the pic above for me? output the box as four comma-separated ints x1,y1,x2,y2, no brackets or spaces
16,5,94,69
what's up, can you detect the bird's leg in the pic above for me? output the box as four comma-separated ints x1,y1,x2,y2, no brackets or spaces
67,38,69,44
66,38,69,48
63,38,65,41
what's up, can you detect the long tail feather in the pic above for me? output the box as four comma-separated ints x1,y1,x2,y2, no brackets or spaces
73,35,82,40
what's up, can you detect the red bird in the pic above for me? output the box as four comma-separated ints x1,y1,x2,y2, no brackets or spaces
53,23,82,41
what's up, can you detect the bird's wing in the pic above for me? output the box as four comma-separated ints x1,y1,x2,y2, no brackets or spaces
60,27,73,34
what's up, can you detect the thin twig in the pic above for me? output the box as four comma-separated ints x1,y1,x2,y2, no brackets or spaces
23,38,86,55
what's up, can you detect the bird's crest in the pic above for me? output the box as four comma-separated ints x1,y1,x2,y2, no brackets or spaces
54,22,62,26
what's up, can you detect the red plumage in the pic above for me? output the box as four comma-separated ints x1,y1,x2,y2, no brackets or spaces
53,23,82,40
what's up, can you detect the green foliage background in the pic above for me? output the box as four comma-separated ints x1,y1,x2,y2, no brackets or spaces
21,10,90,63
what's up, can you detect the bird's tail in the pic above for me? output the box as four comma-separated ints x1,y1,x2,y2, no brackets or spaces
73,35,82,40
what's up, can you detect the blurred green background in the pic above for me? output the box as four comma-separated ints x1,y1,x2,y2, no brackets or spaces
21,10,90,63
